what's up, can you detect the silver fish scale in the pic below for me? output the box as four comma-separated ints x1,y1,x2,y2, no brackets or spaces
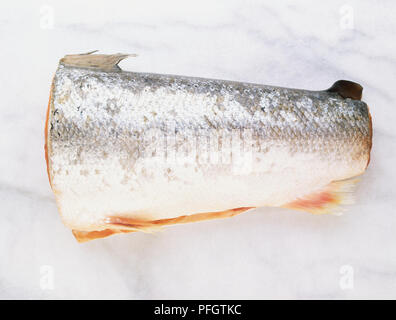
49,64,371,178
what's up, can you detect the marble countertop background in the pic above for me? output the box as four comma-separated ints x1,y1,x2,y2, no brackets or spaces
0,0,395,299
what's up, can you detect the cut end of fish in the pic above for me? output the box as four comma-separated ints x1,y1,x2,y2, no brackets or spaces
60,51,137,71
283,178,359,215
44,80,54,188
366,106,373,169
72,229,134,243
326,80,363,100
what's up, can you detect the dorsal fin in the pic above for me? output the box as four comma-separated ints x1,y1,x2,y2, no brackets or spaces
326,80,363,100
60,51,137,71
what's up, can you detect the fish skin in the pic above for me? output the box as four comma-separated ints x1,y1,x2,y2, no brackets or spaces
46,55,372,234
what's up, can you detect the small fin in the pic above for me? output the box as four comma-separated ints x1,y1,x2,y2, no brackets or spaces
105,207,253,232
326,80,363,100
60,51,137,71
283,178,359,215
71,207,253,243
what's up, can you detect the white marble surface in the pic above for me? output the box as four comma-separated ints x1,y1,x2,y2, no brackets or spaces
0,0,395,299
